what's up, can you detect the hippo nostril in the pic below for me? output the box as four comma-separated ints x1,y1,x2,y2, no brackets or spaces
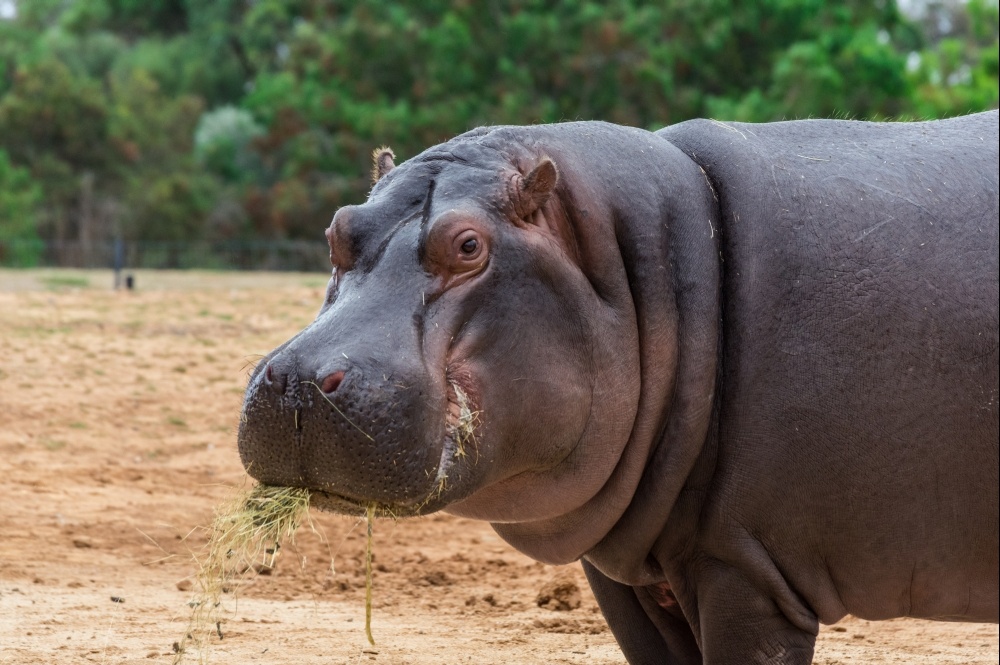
321,370,346,393
264,362,288,395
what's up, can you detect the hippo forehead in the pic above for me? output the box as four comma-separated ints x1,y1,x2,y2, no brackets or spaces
364,133,523,222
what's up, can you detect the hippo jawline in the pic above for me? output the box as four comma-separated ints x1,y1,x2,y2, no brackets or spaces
301,382,478,519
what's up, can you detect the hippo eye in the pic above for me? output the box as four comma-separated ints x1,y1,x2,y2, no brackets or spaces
430,219,489,280
451,230,485,269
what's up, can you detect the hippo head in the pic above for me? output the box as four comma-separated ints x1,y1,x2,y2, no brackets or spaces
237,125,696,558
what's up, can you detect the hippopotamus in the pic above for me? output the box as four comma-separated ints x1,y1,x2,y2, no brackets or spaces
238,110,999,664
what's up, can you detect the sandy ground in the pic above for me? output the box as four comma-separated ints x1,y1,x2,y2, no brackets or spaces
0,268,996,665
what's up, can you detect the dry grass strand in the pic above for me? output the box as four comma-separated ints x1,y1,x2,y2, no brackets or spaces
174,483,312,664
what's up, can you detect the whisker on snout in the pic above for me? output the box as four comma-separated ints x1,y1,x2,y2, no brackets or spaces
241,354,267,374
302,380,376,442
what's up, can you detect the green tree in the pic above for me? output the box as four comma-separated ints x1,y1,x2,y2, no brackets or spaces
0,56,114,255
1,0,997,260
906,0,999,117
0,148,43,266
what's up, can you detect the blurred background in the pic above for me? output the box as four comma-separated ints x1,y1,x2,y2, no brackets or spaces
0,0,997,271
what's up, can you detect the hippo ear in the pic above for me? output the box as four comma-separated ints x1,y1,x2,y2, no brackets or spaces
371,146,396,184
518,157,559,217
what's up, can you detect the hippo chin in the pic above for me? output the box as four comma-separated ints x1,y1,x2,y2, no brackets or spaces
239,112,999,664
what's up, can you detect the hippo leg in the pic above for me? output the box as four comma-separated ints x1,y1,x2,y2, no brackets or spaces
695,562,818,664
582,561,701,664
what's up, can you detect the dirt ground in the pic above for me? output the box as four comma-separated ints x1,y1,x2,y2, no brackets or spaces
1,268,996,665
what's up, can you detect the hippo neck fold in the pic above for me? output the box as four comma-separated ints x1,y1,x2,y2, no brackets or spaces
489,126,722,585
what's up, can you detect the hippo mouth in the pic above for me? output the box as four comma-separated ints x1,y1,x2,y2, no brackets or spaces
306,375,480,518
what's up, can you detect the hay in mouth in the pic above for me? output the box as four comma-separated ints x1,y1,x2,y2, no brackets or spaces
449,383,479,462
174,484,312,662
175,484,389,659
177,381,482,659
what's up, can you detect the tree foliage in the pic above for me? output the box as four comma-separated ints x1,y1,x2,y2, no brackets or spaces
0,0,996,262
0,148,42,265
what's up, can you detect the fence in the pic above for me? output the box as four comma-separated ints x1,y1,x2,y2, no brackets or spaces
0,239,330,272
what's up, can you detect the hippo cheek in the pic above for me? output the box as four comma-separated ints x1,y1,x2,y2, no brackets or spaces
429,325,596,522
237,362,449,511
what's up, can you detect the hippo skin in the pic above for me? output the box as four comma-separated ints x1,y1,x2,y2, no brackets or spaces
238,111,999,664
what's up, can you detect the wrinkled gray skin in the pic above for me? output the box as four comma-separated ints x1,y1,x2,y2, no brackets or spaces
238,111,999,664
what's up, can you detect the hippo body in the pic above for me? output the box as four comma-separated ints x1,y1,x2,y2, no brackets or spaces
239,111,999,664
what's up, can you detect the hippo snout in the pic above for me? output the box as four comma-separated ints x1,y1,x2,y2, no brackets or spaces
262,354,346,397
238,346,449,510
